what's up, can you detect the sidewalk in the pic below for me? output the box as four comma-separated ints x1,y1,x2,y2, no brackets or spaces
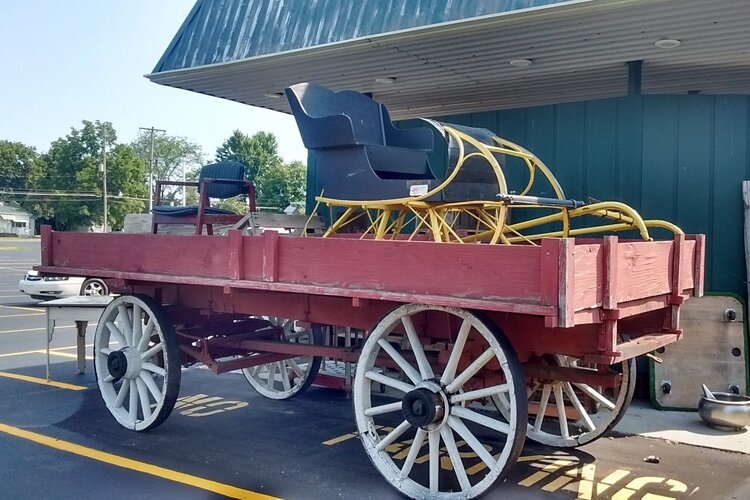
615,400,750,454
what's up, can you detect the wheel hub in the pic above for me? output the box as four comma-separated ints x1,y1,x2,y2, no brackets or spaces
106,347,141,380
402,386,445,428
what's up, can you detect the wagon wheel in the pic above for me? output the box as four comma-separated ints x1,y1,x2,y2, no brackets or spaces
241,317,323,400
495,355,635,447
353,304,527,499
93,294,180,431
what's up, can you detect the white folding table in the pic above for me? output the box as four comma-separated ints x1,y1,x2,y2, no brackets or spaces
40,296,114,380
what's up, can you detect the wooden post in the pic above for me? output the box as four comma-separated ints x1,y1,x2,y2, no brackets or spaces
743,181,750,301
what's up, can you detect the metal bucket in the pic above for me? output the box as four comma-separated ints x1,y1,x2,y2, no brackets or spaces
698,392,750,431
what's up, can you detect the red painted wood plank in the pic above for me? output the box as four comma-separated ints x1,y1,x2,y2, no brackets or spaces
687,234,705,296
602,236,618,310
274,236,543,303
614,241,672,303
559,238,575,328
228,230,244,280
572,243,602,312
262,230,279,282
540,239,560,306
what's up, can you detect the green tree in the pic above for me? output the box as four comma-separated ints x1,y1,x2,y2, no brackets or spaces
215,130,282,181
0,140,45,192
131,133,204,207
41,120,147,230
256,160,307,211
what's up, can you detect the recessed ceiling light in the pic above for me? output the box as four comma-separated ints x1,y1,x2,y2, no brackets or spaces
375,77,396,84
509,58,532,67
655,38,681,49
263,92,283,99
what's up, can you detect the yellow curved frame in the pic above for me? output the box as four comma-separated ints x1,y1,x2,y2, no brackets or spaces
310,125,682,244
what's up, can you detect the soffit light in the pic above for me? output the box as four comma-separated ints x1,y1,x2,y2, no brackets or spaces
655,38,681,49
509,58,532,67
264,92,283,99
375,77,397,84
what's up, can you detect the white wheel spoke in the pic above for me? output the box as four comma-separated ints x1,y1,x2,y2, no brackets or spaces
450,383,509,404
287,358,306,379
137,318,154,352
375,420,411,452
441,426,471,491
448,416,497,471
446,347,495,393
401,316,434,379
574,382,617,411
364,401,403,417
440,319,471,385
117,305,133,345
106,321,127,348
564,382,596,431
131,304,142,350
100,347,113,356
103,375,115,383
266,363,277,390
139,372,163,402
399,427,426,479
533,384,552,432
141,362,166,377
280,361,292,392
377,339,421,384
136,378,152,421
428,430,440,493
554,383,570,440
128,380,138,422
113,380,129,408
452,406,510,434
364,370,415,394
141,342,163,361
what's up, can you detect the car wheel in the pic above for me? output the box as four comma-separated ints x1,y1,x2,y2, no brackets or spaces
80,278,109,296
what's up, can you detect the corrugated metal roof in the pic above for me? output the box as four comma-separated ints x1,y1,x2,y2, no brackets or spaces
148,0,750,117
153,0,569,72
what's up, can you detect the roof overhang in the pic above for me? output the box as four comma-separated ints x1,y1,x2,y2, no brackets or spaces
147,0,750,119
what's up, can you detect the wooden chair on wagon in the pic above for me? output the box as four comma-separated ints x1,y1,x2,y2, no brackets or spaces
151,161,256,235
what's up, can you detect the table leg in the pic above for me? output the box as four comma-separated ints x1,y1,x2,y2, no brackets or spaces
76,321,88,374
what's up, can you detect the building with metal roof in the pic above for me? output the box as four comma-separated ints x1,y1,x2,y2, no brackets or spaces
148,0,750,296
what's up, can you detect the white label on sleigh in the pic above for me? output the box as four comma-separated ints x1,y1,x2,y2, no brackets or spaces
409,184,429,196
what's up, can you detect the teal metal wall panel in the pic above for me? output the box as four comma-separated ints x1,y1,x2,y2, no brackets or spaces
437,94,750,296
154,0,569,72
305,94,748,296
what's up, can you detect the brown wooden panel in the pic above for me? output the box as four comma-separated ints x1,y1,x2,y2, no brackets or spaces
680,239,697,291
274,236,544,303
51,232,233,279
572,243,603,311
614,241,672,303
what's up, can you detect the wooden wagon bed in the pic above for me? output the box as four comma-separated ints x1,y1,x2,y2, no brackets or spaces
37,226,703,365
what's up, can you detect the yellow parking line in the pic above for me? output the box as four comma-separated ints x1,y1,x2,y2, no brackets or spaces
0,371,86,391
0,422,280,499
0,345,87,358
0,305,44,313
0,325,77,335
0,312,45,318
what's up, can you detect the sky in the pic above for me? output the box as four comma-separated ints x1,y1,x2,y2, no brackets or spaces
0,0,308,163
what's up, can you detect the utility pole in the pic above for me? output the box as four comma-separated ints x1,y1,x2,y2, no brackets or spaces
139,126,166,211
101,125,107,233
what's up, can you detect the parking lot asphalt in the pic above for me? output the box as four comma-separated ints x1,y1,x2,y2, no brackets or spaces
1,238,749,500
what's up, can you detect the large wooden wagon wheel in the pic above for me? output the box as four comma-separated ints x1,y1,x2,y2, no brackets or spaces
353,304,527,499
93,295,180,431
495,355,635,447
241,316,323,400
